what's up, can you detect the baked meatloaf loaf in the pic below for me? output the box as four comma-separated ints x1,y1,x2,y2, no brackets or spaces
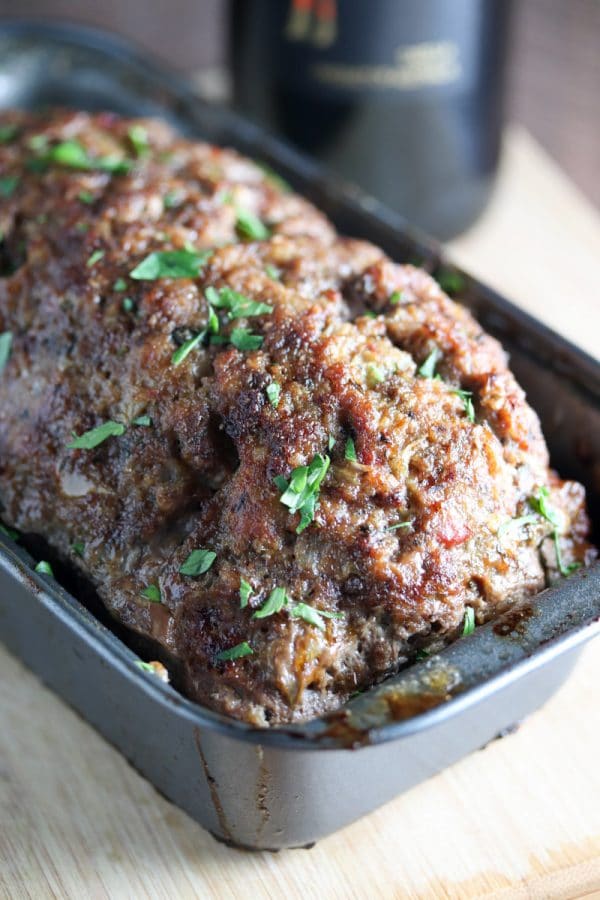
0,110,595,725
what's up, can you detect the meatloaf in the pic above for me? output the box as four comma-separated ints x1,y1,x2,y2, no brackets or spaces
0,110,595,726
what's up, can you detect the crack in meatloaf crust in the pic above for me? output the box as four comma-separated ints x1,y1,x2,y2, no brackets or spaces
0,110,595,726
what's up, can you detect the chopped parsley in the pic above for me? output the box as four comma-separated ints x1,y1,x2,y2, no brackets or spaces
529,486,580,576
0,523,19,540
240,578,253,609
41,139,132,175
462,606,475,636
128,124,150,158
171,331,205,366
34,560,54,577
205,285,273,320
86,249,104,268
71,541,85,557
387,520,413,531
0,176,19,198
366,363,385,387
275,453,330,533
528,486,561,528
452,388,475,423
257,162,292,193
389,290,404,305
130,249,212,280
253,586,289,619
208,306,219,334
415,649,430,660
122,297,135,313
290,602,343,631
266,382,281,408
113,278,127,291
216,641,254,662
344,437,357,462
67,420,126,450
497,514,539,537
132,414,152,426
0,124,18,143
265,264,281,281
179,548,216,577
328,435,336,451
230,328,263,351
436,268,465,295
236,209,271,241
0,331,12,373
163,192,180,209
141,584,161,603
418,347,441,379
78,190,94,204
135,661,156,673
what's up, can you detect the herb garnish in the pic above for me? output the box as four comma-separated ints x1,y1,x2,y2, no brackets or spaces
418,347,441,379
230,328,263,351
86,249,104,268
72,541,85,557
141,584,162,603
34,560,54,577
130,248,212,280
0,332,12,373
328,435,336,451
41,139,132,175
163,192,180,209
113,278,127,291
128,125,150,158
171,332,205,366
275,453,330,533
122,297,135,313
253,586,289,619
266,382,281,408
265,264,281,281
205,286,273,320
216,641,254,662
240,579,253,609
452,388,475,423
0,176,19,198
290,602,343,631
462,606,475,636
236,209,271,241
135,661,156,673
67,420,126,450
529,486,580,576
390,290,404,305
497,514,539,537
387,520,413,531
344,438,357,462
366,363,385,387
179,549,216,577
78,190,94,204
252,586,343,631
436,269,465,295
132,414,152,426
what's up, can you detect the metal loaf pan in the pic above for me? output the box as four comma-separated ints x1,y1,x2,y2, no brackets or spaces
0,21,599,851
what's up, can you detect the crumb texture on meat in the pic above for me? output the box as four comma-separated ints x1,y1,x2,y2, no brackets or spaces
0,110,595,725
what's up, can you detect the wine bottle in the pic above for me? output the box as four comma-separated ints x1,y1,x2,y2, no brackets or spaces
230,0,513,239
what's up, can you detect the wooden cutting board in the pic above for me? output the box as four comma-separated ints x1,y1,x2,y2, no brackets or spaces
1,127,599,900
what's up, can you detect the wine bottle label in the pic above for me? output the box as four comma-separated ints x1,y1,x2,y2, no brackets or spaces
272,0,481,99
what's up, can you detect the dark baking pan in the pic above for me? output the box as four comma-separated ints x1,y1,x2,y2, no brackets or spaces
0,21,599,851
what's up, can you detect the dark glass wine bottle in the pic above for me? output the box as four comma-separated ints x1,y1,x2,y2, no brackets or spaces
230,0,513,239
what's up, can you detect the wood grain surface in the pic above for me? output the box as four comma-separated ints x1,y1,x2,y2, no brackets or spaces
1,127,599,899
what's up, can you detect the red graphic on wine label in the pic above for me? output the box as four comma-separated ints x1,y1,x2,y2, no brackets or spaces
285,0,338,48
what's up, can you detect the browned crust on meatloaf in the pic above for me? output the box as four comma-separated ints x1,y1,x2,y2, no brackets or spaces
0,110,595,725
